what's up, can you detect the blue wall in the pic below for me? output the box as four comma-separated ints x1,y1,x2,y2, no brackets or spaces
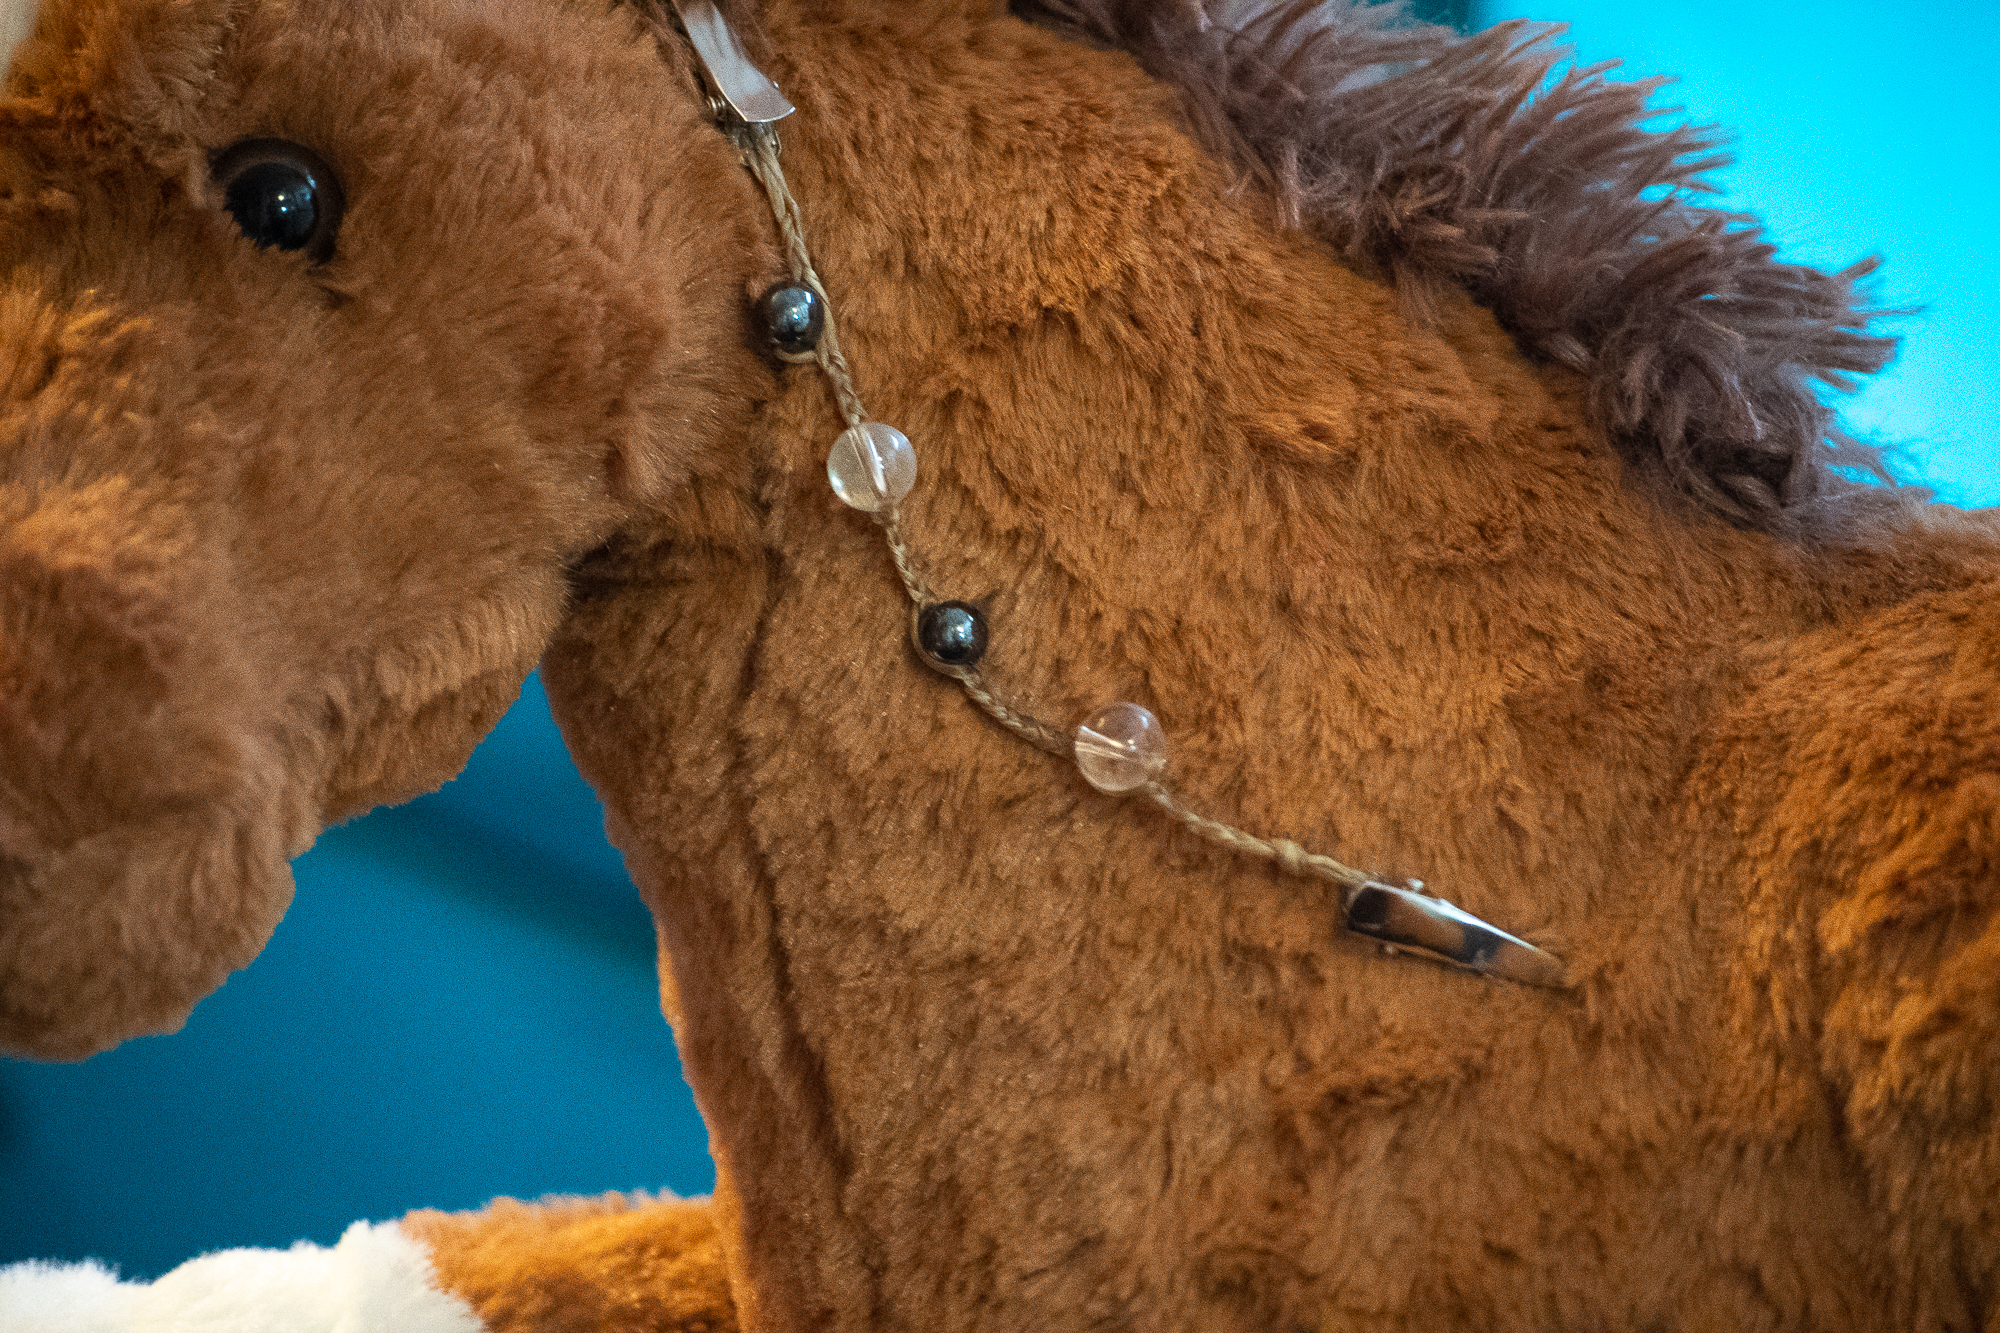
1475,0,2000,506
4,0,1996,1280
0,675,713,1277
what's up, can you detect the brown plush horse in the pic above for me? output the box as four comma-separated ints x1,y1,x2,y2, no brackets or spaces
3,0,1997,1329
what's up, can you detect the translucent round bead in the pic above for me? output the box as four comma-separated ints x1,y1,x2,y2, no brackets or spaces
827,422,916,513
1073,701,1168,793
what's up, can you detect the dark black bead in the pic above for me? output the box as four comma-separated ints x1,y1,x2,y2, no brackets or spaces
915,601,988,669
758,282,825,355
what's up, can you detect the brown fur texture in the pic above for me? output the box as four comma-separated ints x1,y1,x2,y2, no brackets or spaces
0,0,769,1056
403,1193,738,1332
4,0,1999,1329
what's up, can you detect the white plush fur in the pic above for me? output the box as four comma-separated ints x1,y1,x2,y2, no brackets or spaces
0,1221,484,1333
0,0,35,81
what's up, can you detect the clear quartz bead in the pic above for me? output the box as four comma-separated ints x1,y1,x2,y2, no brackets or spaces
826,422,916,512
1073,701,1168,793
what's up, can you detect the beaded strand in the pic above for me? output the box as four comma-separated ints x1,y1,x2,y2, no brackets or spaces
724,119,1567,990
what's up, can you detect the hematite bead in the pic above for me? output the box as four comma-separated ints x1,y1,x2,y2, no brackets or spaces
915,601,988,670
758,282,824,356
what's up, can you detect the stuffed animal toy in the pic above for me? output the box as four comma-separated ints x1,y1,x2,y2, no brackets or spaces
2,0,1996,1328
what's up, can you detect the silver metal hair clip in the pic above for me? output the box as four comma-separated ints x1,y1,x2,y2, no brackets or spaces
1345,881,1567,988
667,1,795,127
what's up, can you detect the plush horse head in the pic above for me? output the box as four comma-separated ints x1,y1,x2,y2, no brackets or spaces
5,0,1999,1328
0,0,773,1059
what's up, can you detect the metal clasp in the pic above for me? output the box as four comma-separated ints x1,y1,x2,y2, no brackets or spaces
667,0,795,127
1345,880,1567,988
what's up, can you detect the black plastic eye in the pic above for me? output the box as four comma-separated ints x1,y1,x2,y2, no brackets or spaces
212,139,344,264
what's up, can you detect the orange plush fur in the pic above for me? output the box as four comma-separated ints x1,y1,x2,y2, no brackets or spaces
3,0,1998,1330
403,1193,738,1332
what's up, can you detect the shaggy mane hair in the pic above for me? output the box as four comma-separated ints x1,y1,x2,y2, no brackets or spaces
706,0,1905,534
1013,0,1908,535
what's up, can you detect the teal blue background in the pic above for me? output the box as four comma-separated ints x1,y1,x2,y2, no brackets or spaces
0,675,713,1277
1478,0,1999,509
3,0,1996,1280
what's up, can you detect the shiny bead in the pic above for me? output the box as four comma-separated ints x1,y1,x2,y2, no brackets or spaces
827,421,916,512
758,282,824,356
915,601,987,670
1073,701,1168,793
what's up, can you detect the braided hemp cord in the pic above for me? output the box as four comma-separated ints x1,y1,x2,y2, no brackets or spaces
1145,785,1371,893
739,124,1074,758
737,126,866,430
735,122,1372,890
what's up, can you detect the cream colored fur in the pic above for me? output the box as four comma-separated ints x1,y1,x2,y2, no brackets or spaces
0,1222,484,1333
